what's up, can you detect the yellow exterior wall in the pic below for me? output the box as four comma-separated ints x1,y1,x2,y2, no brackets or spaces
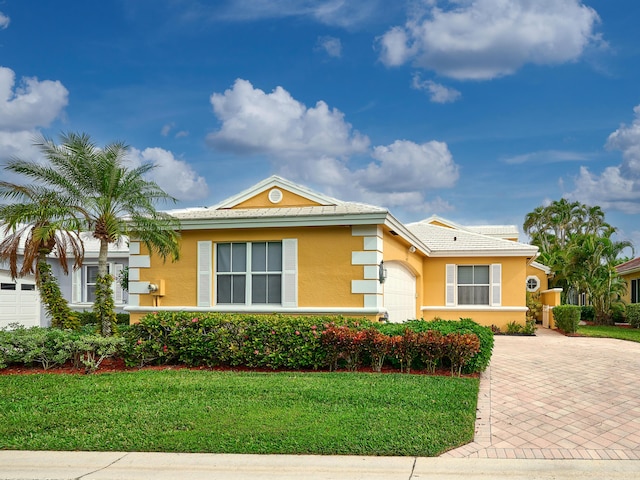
232,190,323,209
421,256,529,329
525,264,549,292
133,226,364,320
619,271,639,304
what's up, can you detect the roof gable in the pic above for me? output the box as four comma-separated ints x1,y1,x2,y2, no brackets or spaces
212,176,338,210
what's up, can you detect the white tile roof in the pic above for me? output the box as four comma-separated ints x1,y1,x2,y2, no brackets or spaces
170,203,387,220
406,222,537,257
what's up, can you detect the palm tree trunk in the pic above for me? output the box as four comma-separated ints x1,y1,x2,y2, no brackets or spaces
94,239,116,336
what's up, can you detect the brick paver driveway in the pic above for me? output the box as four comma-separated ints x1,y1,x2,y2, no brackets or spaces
443,327,640,460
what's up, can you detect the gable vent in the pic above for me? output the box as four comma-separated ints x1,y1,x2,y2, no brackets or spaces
268,188,283,204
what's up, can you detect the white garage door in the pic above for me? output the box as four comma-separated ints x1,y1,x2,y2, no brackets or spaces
383,262,417,323
0,270,41,329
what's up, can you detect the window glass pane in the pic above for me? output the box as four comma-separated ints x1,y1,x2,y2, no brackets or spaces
252,243,266,272
474,266,490,284
252,275,267,304
87,285,96,303
475,286,490,305
1,283,16,290
232,244,246,272
267,242,282,272
458,286,473,305
267,274,282,303
232,275,245,303
217,276,231,303
217,244,231,272
21,284,36,291
87,266,99,284
458,266,473,284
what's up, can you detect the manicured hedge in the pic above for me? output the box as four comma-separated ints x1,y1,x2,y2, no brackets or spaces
0,326,123,372
121,312,367,370
553,305,581,333
375,318,493,374
122,313,492,374
627,304,640,329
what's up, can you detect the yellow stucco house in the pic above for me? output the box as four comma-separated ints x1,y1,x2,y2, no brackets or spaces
126,176,555,329
617,257,640,304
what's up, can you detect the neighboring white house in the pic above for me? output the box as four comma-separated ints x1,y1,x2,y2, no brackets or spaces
0,228,128,329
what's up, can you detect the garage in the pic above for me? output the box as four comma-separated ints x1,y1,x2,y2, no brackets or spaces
0,270,41,329
383,262,417,323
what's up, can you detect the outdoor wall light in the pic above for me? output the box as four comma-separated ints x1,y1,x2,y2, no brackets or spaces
148,283,159,293
379,261,387,284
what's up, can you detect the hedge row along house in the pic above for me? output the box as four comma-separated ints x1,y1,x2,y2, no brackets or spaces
126,176,560,329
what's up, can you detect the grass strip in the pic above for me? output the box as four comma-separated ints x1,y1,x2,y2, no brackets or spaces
0,370,478,456
576,325,640,343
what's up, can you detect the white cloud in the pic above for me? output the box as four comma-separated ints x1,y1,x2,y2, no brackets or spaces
0,12,9,29
361,140,459,192
568,105,640,214
161,123,174,136
207,78,369,158
378,0,602,80
0,66,69,131
316,36,342,58
411,74,460,103
0,67,68,172
175,130,189,138
503,149,591,165
207,79,460,213
125,147,209,202
216,0,382,28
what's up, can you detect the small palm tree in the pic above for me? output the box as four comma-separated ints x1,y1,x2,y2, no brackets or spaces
0,185,84,328
4,133,181,336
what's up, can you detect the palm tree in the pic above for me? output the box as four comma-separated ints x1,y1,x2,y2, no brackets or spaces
0,185,84,329
3,133,181,336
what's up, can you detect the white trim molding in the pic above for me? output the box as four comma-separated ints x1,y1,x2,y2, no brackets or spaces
125,305,387,315
421,305,528,312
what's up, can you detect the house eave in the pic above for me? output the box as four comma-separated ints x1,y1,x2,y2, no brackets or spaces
427,249,538,258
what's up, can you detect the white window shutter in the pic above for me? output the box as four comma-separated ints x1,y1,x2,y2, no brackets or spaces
281,238,298,307
197,241,212,307
491,264,502,306
113,263,124,304
71,268,82,304
445,264,456,306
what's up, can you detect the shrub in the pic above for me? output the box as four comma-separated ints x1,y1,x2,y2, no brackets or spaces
416,330,445,373
445,333,481,376
611,302,626,324
122,312,365,370
359,328,392,372
381,318,493,374
627,304,640,329
580,306,595,322
553,305,581,334
77,311,130,327
0,326,74,370
73,335,125,373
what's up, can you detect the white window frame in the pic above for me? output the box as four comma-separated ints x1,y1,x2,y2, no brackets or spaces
446,263,501,307
214,241,283,306
526,275,540,293
72,263,125,305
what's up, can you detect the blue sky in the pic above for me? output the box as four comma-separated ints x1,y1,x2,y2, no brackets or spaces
1,1,639,250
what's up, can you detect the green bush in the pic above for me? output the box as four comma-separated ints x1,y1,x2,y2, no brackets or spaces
121,312,367,369
0,326,124,372
76,310,130,327
553,305,581,333
627,304,640,329
378,318,493,373
580,306,595,322
611,302,626,324
0,326,74,370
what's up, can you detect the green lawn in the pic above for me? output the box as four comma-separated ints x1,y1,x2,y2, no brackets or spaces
577,325,640,343
0,370,478,457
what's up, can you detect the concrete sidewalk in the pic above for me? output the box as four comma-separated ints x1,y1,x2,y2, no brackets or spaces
2,451,640,480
